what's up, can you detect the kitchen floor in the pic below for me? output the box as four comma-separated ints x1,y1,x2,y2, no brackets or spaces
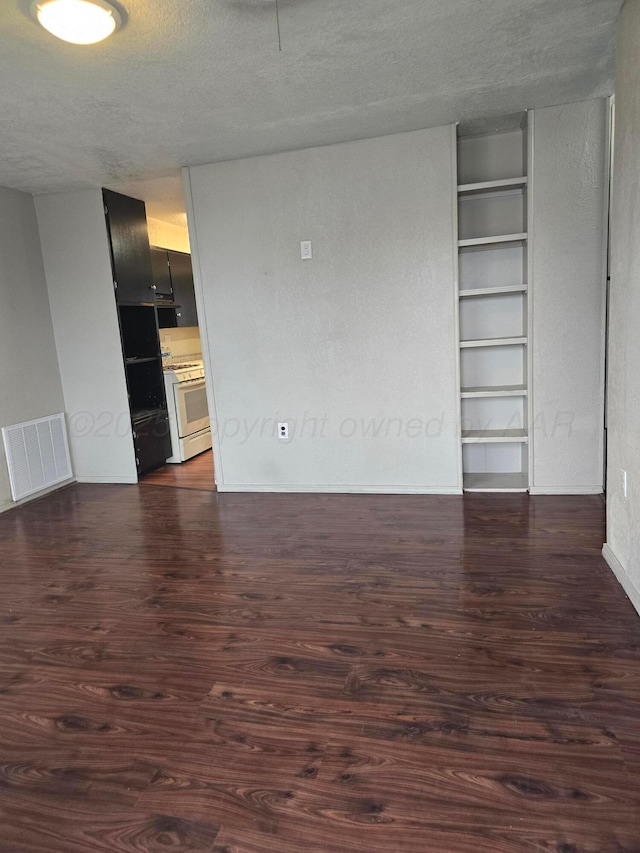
0,487,639,852
141,449,216,492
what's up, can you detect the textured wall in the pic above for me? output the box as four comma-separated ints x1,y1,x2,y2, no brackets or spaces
605,0,640,604
0,186,65,511
186,128,460,491
36,190,138,484
530,99,608,492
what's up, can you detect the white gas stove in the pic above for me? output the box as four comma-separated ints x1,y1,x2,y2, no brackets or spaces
162,360,211,463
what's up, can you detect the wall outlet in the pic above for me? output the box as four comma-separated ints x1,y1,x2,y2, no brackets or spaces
621,468,628,498
300,241,312,260
278,422,289,440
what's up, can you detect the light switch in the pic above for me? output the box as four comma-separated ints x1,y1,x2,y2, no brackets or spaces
300,241,312,260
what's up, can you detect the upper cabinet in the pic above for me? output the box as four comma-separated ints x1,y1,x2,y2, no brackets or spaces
168,250,198,327
153,247,198,328
103,189,155,305
150,246,173,301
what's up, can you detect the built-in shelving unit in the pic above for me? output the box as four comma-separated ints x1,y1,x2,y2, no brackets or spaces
456,115,530,493
103,190,172,476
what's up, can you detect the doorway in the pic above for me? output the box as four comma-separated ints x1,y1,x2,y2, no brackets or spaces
110,172,217,494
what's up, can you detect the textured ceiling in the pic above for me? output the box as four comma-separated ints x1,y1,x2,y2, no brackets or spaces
0,0,622,221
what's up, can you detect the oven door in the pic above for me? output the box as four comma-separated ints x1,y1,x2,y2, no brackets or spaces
174,379,210,438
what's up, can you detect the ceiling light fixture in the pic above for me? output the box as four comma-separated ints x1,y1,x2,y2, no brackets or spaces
31,0,122,45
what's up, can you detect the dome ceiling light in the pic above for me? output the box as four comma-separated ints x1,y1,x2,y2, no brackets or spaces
31,0,122,45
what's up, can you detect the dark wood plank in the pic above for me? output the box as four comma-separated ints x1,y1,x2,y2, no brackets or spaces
0,486,639,852
140,450,216,491
1,790,220,853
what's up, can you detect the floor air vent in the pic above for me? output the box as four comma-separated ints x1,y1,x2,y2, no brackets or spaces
2,413,72,502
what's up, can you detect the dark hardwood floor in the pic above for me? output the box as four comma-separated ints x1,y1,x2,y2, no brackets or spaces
0,485,639,852
140,449,216,491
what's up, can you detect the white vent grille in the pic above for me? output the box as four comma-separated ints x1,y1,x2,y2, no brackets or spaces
2,413,72,502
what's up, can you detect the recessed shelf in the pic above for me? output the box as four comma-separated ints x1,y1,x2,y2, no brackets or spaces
119,305,162,361
461,384,527,398
460,336,527,349
458,176,528,195
462,429,528,443
459,285,527,298
463,472,528,492
457,124,530,494
458,233,528,248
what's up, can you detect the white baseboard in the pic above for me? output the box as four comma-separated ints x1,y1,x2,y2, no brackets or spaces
76,475,138,484
217,483,463,495
602,543,640,618
529,485,603,495
0,477,76,514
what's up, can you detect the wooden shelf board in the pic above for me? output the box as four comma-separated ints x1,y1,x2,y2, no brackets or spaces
459,285,527,298
463,472,528,492
461,385,527,398
125,356,161,365
457,177,528,195
462,429,528,444
458,233,527,248
460,336,527,349
131,407,167,424
118,301,156,308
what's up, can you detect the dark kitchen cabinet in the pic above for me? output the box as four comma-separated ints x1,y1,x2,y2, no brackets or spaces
103,189,156,305
154,248,199,329
156,306,178,329
168,250,198,327
132,411,171,475
150,246,173,301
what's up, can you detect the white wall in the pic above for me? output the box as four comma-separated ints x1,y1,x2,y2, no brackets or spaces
530,99,608,494
604,0,640,612
36,190,138,484
186,127,461,492
0,186,66,511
